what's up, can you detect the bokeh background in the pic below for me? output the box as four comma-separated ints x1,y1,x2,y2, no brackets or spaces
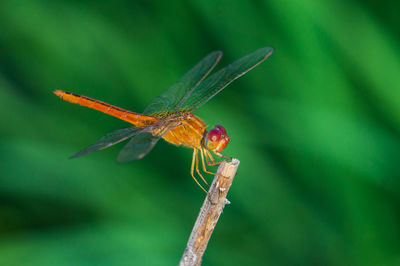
1,0,400,265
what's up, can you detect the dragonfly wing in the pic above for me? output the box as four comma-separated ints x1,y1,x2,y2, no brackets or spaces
117,119,179,163
180,47,274,111
143,51,222,115
70,127,139,159
117,132,161,163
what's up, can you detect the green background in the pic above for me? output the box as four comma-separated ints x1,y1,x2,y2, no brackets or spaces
1,0,400,265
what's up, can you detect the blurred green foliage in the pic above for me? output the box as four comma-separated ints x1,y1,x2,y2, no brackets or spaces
1,0,400,265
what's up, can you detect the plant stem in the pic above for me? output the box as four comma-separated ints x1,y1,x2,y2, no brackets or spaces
179,159,240,266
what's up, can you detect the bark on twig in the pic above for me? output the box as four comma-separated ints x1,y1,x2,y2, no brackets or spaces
179,158,240,266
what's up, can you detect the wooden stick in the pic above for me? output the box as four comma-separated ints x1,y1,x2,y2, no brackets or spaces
179,158,240,266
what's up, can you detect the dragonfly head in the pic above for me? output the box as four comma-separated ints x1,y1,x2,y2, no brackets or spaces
204,125,230,152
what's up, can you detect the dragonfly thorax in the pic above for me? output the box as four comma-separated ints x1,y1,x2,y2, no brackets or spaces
161,113,207,149
204,125,230,152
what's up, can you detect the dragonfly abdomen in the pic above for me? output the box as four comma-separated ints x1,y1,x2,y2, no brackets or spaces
54,90,158,127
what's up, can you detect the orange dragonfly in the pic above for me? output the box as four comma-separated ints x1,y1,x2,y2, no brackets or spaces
55,47,273,192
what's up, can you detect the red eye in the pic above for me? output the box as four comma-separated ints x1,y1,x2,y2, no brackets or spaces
207,129,222,142
214,125,227,136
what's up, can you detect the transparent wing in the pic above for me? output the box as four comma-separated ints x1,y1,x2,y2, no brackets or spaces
180,47,274,111
143,51,223,115
117,119,180,163
117,131,161,163
70,127,140,159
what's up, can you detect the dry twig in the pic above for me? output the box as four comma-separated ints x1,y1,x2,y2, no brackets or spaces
179,158,240,266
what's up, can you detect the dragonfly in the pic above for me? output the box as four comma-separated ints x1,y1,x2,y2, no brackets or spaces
55,47,274,192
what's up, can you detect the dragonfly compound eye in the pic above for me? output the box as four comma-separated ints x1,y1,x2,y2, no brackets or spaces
214,125,227,136
208,128,222,143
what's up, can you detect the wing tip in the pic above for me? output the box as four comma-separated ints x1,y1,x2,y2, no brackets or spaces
68,153,80,159
262,46,274,58
210,50,223,60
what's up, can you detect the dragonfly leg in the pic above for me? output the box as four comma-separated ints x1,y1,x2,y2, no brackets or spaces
195,149,209,186
213,151,232,161
190,149,208,194
205,150,223,166
197,149,226,204
200,148,217,175
206,150,231,180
